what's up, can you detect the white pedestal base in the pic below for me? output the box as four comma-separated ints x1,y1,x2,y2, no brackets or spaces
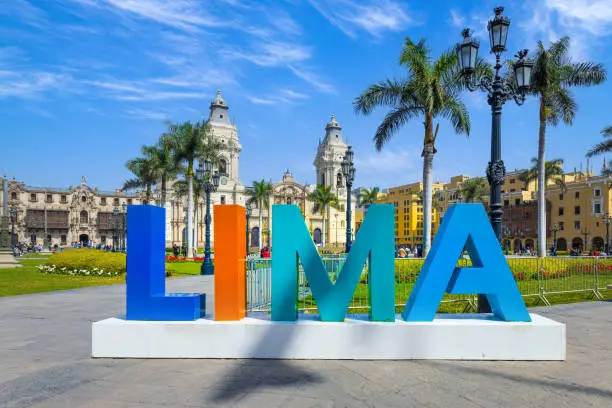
92,313,565,360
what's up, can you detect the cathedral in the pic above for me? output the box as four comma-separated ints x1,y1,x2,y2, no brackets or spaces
1,91,356,250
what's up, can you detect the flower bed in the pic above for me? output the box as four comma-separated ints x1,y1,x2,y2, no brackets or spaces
166,256,205,263
42,248,126,276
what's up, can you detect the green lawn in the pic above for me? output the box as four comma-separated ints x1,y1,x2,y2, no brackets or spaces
0,259,124,297
0,259,203,297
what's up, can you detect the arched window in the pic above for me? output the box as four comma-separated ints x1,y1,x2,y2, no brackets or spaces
80,210,88,223
320,173,325,186
251,227,260,248
11,192,16,200
337,172,343,188
81,196,87,203
313,228,322,244
219,159,227,175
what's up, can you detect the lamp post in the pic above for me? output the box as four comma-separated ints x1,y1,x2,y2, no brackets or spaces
341,145,356,253
457,6,533,313
602,212,611,253
9,207,16,253
112,207,119,251
582,228,590,253
502,226,511,255
197,159,220,275
121,202,127,252
551,223,560,256
246,202,252,253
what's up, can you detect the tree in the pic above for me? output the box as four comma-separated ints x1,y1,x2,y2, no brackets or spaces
354,38,483,257
247,180,272,250
308,184,339,246
519,158,567,193
173,176,205,252
142,134,176,208
586,126,612,158
459,177,489,203
357,187,380,212
167,121,212,259
528,36,606,257
124,156,158,203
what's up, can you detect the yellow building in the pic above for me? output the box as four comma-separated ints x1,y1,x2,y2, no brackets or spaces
546,171,611,252
377,181,444,249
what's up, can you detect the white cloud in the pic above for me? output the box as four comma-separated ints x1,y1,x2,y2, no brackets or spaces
355,148,421,186
450,10,465,28
247,89,309,105
0,0,47,27
125,108,169,120
0,71,71,99
545,0,612,35
83,79,206,101
223,41,311,67
288,65,336,94
308,0,411,38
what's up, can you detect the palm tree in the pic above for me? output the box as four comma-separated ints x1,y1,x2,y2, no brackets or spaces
173,177,205,252
142,134,176,208
308,185,339,246
247,180,272,250
528,36,606,257
354,38,484,257
124,156,158,203
357,187,380,212
519,158,567,193
167,120,211,259
459,177,489,203
586,126,612,158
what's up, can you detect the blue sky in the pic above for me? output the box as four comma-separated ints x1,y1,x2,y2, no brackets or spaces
1,0,612,191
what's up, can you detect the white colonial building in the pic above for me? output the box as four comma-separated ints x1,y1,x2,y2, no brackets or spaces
1,91,356,250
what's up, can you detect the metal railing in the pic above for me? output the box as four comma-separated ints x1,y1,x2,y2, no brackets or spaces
246,256,612,314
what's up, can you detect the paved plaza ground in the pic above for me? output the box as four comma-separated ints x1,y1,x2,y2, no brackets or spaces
0,276,611,408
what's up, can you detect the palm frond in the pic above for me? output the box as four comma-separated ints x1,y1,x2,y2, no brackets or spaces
564,62,607,87
353,79,411,115
374,104,422,151
399,37,431,82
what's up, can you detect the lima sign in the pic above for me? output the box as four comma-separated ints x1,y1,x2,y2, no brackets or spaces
124,204,530,323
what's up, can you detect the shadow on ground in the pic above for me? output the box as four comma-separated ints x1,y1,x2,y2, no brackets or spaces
207,318,324,404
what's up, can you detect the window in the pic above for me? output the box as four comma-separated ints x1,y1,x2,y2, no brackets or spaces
574,221,580,230
559,194,564,200
510,179,515,184
81,195,87,202
11,192,16,200
574,206,580,215
595,188,601,197
61,195,67,203
595,203,602,214
46,194,52,203
220,114,224,119
558,207,564,216
219,159,228,175
221,195,226,205
80,210,88,223
286,197,291,204
60,235,67,245
510,189,516,192
575,192,580,199
30,193,37,202
101,197,107,205
113,198,119,206
515,199,520,205
559,221,564,230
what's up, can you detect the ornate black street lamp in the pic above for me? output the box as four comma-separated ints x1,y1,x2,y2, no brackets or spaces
9,207,16,253
112,207,120,251
551,223,560,256
582,227,590,253
503,226,511,255
341,146,356,253
121,203,127,252
197,159,220,275
457,6,533,313
602,212,611,253
246,201,252,253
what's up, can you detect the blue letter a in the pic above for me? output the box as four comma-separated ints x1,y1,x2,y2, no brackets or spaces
402,204,530,322
271,204,395,322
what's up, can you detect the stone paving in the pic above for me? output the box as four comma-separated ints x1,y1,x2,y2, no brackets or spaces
0,276,611,407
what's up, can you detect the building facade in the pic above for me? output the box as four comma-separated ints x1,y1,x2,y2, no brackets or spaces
1,91,356,250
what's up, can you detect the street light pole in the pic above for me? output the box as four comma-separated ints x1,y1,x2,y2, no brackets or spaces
457,6,533,313
341,146,356,253
198,160,220,275
603,212,610,253
552,223,559,256
10,207,16,253
246,202,252,254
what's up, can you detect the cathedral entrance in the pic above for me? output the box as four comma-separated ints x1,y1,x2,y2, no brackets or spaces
79,234,89,247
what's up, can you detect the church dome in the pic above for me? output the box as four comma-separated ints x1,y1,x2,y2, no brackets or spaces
210,89,228,110
325,114,341,130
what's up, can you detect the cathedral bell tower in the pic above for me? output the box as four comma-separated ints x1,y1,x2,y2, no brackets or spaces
313,114,349,196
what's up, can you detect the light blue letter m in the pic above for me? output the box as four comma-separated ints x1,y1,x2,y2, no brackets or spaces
272,204,395,322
